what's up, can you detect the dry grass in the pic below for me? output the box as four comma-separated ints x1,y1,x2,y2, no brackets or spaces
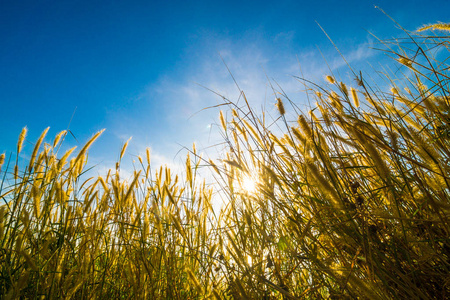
1,24,449,299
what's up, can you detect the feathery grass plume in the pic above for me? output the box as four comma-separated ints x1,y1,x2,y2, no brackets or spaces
402,114,423,131
14,164,19,180
352,128,390,179
384,107,400,122
422,95,438,113
310,111,324,131
17,127,27,154
329,91,343,112
73,129,105,166
0,206,5,237
316,91,323,100
186,153,193,188
396,55,413,68
170,213,185,238
298,115,314,141
75,153,86,176
57,146,76,170
0,153,4,172
397,97,426,116
231,130,240,151
418,22,450,32
219,110,227,131
317,102,332,126
28,127,50,172
31,184,41,218
281,133,296,149
340,82,348,97
119,137,132,161
350,87,359,108
325,75,335,84
409,126,440,163
387,130,399,151
365,94,386,115
275,97,286,116
146,147,151,165
52,130,66,148
305,159,341,208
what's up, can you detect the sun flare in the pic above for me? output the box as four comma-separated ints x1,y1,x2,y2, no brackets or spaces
241,175,257,193
246,255,253,266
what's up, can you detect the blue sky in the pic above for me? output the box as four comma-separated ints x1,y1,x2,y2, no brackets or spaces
1,0,449,175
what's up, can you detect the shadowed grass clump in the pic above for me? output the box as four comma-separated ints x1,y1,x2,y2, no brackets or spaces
1,23,449,299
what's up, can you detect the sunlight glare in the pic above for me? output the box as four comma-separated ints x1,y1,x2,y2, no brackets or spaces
241,175,257,193
247,255,253,266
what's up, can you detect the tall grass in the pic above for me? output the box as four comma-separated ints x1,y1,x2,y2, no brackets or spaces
1,24,449,299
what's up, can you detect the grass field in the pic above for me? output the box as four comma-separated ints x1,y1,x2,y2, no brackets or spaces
1,23,449,299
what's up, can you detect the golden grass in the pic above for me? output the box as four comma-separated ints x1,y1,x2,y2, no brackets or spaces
1,24,449,299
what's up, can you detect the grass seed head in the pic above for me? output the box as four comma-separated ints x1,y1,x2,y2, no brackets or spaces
418,22,450,32
340,82,348,97
0,153,4,171
17,127,27,154
276,97,286,115
350,87,360,108
28,127,50,172
52,130,66,148
219,110,227,131
326,75,336,84
396,56,413,68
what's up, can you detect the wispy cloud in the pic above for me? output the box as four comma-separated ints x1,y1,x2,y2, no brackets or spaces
102,29,379,176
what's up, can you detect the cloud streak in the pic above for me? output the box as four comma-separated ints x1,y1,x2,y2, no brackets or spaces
103,29,379,177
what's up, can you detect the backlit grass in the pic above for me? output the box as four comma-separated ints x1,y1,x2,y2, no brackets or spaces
1,23,449,299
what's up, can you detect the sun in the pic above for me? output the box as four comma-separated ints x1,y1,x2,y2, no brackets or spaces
240,175,257,193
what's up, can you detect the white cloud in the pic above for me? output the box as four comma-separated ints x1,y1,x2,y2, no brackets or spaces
103,29,379,182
